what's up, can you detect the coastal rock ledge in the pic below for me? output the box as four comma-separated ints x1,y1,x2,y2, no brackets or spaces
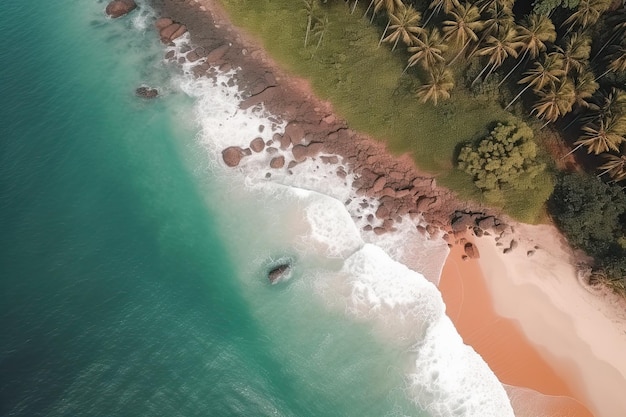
105,0,137,18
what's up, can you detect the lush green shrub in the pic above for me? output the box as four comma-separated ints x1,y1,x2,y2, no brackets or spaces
549,172,626,282
458,121,549,192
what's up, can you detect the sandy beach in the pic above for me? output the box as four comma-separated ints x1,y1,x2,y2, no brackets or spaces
440,243,594,416
470,225,626,417
144,1,626,416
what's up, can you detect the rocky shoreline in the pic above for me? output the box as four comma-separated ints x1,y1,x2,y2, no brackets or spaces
108,0,519,257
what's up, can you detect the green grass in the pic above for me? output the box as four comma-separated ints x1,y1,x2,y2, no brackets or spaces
219,0,550,222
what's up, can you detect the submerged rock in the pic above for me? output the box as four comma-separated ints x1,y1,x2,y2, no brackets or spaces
105,0,137,18
135,86,158,99
268,263,291,284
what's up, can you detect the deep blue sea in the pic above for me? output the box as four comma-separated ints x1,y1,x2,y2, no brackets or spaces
0,1,517,416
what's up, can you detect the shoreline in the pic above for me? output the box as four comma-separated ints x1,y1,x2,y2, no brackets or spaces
439,244,594,416
125,0,626,416
474,224,626,417
152,0,510,238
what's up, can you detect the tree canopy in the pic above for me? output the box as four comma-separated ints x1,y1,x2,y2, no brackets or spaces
549,173,626,281
457,120,546,191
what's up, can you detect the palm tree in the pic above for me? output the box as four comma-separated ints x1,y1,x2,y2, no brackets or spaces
561,70,598,129
505,52,565,109
350,0,359,14
303,0,317,47
574,116,626,155
363,0,382,20
474,0,515,13
498,14,556,86
561,0,610,34
381,5,423,51
404,28,448,73
572,70,599,110
375,0,405,46
557,31,591,76
591,6,626,62
467,3,514,57
311,15,329,54
532,79,576,125
597,153,626,182
472,26,521,85
564,85,624,131
574,87,626,128
416,66,454,105
423,0,460,26
441,2,484,64
595,42,626,80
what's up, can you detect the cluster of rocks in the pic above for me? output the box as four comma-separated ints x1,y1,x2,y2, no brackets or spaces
145,0,524,255
155,17,188,44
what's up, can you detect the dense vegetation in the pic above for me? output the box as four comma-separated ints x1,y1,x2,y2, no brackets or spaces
219,0,626,286
549,173,626,289
457,120,553,220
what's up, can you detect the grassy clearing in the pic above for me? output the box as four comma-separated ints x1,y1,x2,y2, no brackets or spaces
219,0,550,222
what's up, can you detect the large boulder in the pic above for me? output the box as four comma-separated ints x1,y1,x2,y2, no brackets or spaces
250,137,265,153
222,146,246,167
155,17,173,31
159,23,187,44
105,0,137,18
270,156,285,169
371,176,386,193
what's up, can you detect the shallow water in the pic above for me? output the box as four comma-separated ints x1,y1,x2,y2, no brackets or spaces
0,1,514,416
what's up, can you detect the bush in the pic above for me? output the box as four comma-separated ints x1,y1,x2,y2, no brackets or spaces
457,120,551,196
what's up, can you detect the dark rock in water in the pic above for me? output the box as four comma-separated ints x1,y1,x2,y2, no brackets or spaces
105,0,137,18
268,263,291,284
222,146,246,167
135,86,158,99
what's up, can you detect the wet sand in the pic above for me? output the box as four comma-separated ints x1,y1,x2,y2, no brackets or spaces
439,243,594,417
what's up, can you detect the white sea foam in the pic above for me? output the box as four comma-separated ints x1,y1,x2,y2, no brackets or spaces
167,37,515,417
129,1,157,31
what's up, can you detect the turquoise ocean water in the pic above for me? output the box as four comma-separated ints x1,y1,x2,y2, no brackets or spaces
0,1,519,416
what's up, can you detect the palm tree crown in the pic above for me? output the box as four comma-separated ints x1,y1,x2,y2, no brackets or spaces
597,153,626,182
442,2,483,49
382,5,423,51
405,28,448,73
532,79,576,123
558,32,591,76
416,67,455,105
576,116,626,154
515,14,556,60
442,2,484,64
562,0,611,34
473,26,521,84
505,52,565,109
